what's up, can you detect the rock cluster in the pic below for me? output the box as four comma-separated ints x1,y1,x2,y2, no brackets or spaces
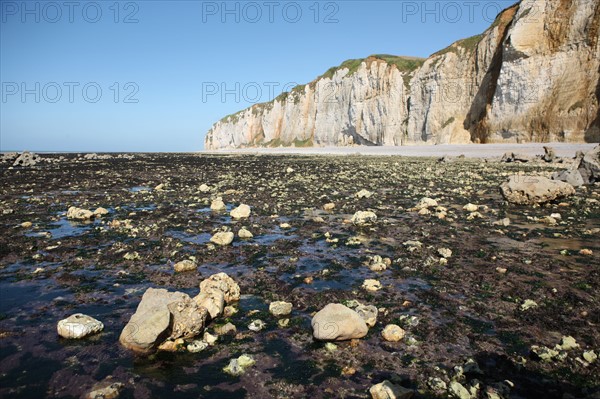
119,273,239,354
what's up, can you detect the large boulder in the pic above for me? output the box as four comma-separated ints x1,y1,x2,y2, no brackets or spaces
552,169,585,187
500,175,575,205
198,272,240,303
119,288,207,354
577,145,600,184
311,303,369,341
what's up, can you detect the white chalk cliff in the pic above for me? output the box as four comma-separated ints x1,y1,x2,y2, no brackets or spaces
205,0,600,149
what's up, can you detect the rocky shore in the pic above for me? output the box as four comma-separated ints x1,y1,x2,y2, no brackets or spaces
0,147,599,398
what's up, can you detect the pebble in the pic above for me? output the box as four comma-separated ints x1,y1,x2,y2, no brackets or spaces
381,324,406,342
187,340,209,353
463,203,478,212
362,279,382,292
238,227,253,239
323,203,335,211
248,319,266,332
173,259,196,273
223,354,255,376
520,299,538,311
269,301,293,317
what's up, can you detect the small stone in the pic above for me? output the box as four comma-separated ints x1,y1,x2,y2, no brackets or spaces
463,203,478,212
369,380,413,399
355,189,373,199
210,197,226,211
154,183,165,191
214,322,237,336
583,350,597,363
531,345,559,361
230,204,251,219
223,306,238,317
203,331,218,345
158,338,185,352
248,319,265,332
57,313,104,339
93,207,109,216
579,249,593,256
381,324,405,342
269,301,293,317
199,184,210,192
173,259,196,273
280,222,291,229
414,197,438,210
238,227,253,239
85,379,124,399
355,304,378,327
493,218,511,226
223,354,255,376
438,248,452,258
187,340,209,353
448,381,471,399
520,299,538,311
278,318,289,328
123,251,139,260
362,279,382,292
20,221,32,228
323,203,336,211
496,267,507,274
210,231,234,246
428,377,447,391
67,206,95,220
324,342,338,352
558,336,579,351
351,211,377,225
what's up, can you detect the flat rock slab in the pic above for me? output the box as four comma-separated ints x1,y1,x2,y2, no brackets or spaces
500,175,575,204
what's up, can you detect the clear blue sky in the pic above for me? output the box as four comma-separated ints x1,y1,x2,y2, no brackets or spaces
1,0,515,152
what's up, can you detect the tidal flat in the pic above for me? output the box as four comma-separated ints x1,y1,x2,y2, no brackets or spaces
0,153,598,398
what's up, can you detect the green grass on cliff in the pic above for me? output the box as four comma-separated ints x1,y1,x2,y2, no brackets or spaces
431,34,484,58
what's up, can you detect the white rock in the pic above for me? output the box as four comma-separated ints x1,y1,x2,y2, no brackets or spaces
311,303,368,341
238,227,253,239
381,324,406,342
57,313,104,339
269,301,293,317
230,204,251,219
210,197,226,211
210,231,234,246
369,380,413,399
351,211,377,225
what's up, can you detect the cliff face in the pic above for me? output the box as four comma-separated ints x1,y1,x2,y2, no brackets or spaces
205,0,600,150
